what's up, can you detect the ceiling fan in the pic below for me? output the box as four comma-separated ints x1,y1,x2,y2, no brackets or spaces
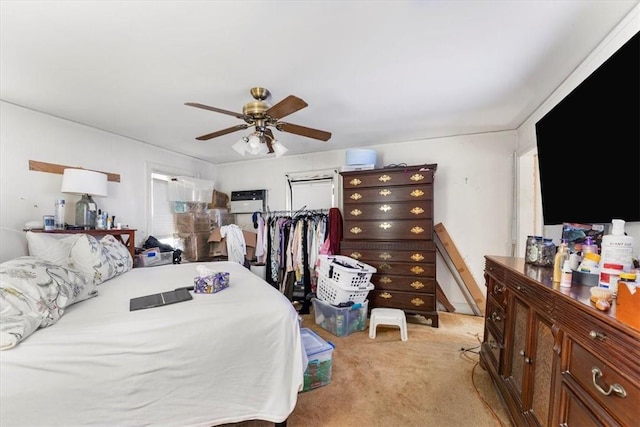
185,87,332,154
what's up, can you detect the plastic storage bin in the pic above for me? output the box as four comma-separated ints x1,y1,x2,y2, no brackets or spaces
316,274,374,305
135,251,174,267
317,254,376,289
312,298,368,337
300,327,334,392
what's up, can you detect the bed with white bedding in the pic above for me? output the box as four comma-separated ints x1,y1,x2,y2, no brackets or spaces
0,230,306,427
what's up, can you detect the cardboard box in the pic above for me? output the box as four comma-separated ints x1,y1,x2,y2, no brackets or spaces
174,212,210,233
208,190,230,209
175,232,211,262
208,228,257,260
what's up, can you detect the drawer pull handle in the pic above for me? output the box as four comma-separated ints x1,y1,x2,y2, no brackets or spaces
491,312,502,322
350,193,363,201
411,298,425,307
379,252,392,260
410,189,424,197
410,253,424,262
589,330,607,341
380,292,392,299
349,178,362,186
349,252,362,259
349,208,362,216
492,284,505,294
410,206,425,215
591,367,627,398
378,174,392,183
380,276,392,284
519,350,533,364
410,281,424,290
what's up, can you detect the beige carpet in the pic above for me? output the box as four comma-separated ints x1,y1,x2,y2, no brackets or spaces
227,310,512,427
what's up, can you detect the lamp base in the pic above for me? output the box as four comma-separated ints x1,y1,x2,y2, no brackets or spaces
75,194,98,229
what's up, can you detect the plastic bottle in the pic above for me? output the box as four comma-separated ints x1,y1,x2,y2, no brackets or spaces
600,219,634,272
581,236,598,255
560,260,573,287
54,199,66,229
578,252,601,274
553,239,570,283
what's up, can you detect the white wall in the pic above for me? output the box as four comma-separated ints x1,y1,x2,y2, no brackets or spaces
0,101,216,261
515,5,640,254
215,131,517,314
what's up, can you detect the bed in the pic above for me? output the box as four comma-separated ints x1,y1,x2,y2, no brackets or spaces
0,230,306,427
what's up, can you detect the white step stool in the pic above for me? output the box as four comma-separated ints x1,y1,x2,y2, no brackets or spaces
369,308,408,341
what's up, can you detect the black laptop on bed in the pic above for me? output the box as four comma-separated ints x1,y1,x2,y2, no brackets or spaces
129,288,193,311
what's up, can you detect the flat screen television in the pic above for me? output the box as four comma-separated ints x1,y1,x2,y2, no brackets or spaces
535,31,639,225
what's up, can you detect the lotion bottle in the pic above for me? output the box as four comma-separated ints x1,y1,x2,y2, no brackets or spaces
600,219,634,271
553,239,570,283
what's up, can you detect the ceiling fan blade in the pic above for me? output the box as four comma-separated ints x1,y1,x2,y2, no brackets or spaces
195,124,248,141
278,122,332,141
185,102,245,119
264,129,275,153
266,95,308,120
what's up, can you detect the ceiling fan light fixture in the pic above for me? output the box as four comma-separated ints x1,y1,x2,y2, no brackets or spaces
245,134,266,155
272,140,288,158
232,137,248,155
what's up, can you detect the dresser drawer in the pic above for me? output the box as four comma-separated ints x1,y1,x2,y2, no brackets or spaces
341,240,436,257
370,275,436,294
369,290,436,311
486,295,507,338
344,219,433,240
564,338,639,427
343,200,432,221
372,261,435,278
343,186,433,204
483,327,503,374
341,166,435,189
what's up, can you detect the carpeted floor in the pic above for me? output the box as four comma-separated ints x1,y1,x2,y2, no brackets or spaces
227,310,513,427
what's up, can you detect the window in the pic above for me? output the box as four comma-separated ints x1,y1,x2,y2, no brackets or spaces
150,172,176,245
286,169,339,211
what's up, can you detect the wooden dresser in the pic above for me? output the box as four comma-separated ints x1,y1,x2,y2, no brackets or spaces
480,256,639,427
339,164,439,327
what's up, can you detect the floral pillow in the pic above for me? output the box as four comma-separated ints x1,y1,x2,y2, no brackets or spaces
70,234,133,285
0,256,98,350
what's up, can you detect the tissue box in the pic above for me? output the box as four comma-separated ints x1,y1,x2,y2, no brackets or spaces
193,272,230,293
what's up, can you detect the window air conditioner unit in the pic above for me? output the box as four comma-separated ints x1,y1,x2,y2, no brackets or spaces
230,190,266,213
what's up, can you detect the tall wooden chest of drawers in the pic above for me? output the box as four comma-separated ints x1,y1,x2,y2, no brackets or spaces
339,164,439,327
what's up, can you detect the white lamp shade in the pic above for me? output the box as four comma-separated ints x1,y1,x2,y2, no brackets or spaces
61,168,108,197
272,141,288,158
232,138,248,155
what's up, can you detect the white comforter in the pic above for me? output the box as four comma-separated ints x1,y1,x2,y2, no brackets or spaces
0,261,306,427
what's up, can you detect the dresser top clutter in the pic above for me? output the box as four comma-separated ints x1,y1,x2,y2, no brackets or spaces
486,255,639,332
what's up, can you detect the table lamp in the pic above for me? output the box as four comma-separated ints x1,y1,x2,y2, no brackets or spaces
61,168,108,229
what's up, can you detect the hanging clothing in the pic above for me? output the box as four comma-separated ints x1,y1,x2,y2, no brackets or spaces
327,207,343,255
219,224,246,264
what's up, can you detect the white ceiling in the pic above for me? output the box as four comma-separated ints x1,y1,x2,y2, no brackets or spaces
1,1,638,164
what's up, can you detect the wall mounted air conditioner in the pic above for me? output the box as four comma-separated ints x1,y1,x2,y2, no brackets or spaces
230,190,266,213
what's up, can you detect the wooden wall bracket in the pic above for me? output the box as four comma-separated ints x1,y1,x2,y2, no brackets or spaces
29,160,120,182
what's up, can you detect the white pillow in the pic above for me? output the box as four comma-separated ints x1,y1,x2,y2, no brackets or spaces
25,231,82,266
0,256,98,350
70,234,133,285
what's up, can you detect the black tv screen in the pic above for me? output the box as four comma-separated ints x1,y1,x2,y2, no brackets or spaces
535,31,639,225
